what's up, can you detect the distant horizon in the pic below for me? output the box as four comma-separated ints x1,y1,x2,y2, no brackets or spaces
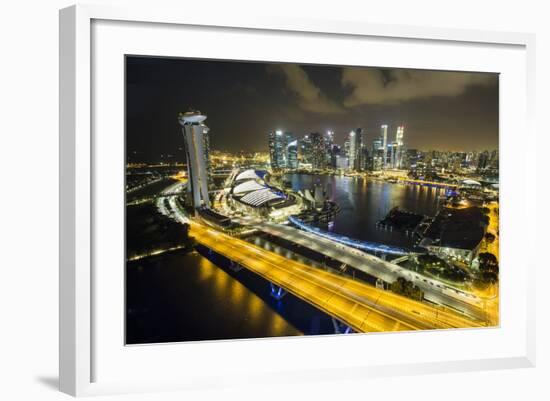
127,144,499,165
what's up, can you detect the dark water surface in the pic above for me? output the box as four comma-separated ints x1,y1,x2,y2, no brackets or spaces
127,248,337,344
286,174,445,248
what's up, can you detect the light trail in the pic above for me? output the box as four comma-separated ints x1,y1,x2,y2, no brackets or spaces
189,221,485,333
276,218,489,320
156,180,493,330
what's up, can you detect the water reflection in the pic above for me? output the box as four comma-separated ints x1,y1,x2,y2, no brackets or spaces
126,251,303,344
286,174,445,248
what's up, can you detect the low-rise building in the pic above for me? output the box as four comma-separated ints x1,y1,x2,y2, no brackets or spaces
419,207,488,264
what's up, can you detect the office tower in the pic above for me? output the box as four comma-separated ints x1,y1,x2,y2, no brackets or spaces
344,139,350,158
477,150,490,171
360,140,369,170
268,130,286,169
465,152,475,169
372,138,382,153
330,144,341,168
389,142,397,169
286,137,298,169
325,130,335,167
268,130,297,170
371,137,383,171
406,149,420,169
395,125,405,168
348,128,363,171
310,132,326,170
336,155,349,170
178,110,211,208
381,125,388,170
489,149,499,169
300,134,313,165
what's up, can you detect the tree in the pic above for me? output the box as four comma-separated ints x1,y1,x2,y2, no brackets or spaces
484,232,496,243
478,252,499,275
481,271,498,284
417,254,446,269
472,278,490,291
390,277,424,301
390,277,405,295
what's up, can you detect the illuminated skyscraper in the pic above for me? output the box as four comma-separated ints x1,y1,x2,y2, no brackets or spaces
389,142,397,168
330,144,341,168
178,110,211,208
300,134,312,164
325,130,335,167
360,130,369,170
348,128,363,171
336,155,349,170
371,137,384,171
344,139,350,159
477,150,490,171
269,130,286,169
381,124,388,170
268,130,297,170
286,137,298,170
310,132,326,170
395,125,405,168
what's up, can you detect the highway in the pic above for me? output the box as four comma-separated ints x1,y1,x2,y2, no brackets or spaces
189,221,486,333
235,220,490,322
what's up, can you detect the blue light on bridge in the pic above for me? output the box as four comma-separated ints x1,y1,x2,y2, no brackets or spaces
270,283,287,300
331,317,353,334
288,216,410,256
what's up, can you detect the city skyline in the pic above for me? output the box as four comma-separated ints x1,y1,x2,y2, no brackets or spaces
126,57,498,162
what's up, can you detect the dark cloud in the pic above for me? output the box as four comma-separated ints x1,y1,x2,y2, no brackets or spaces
342,68,498,106
267,64,346,114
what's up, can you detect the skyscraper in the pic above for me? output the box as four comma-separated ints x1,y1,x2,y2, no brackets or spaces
310,132,326,170
330,144,341,168
178,110,211,208
268,130,297,170
389,142,397,169
286,137,298,170
371,137,384,171
325,130,335,168
477,150,490,171
360,131,369,171
300,135,312,165
269,130,286,169
381,124,388,170
348,128,362,171
344,138,350,159
395,125,405,168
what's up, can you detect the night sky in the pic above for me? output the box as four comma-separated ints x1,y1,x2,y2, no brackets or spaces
126,56,498,163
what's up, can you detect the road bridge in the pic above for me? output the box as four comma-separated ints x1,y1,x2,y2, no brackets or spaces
189,221,485,333
252,220,488,322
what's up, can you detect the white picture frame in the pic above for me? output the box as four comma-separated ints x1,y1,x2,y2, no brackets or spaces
59,4,536,397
